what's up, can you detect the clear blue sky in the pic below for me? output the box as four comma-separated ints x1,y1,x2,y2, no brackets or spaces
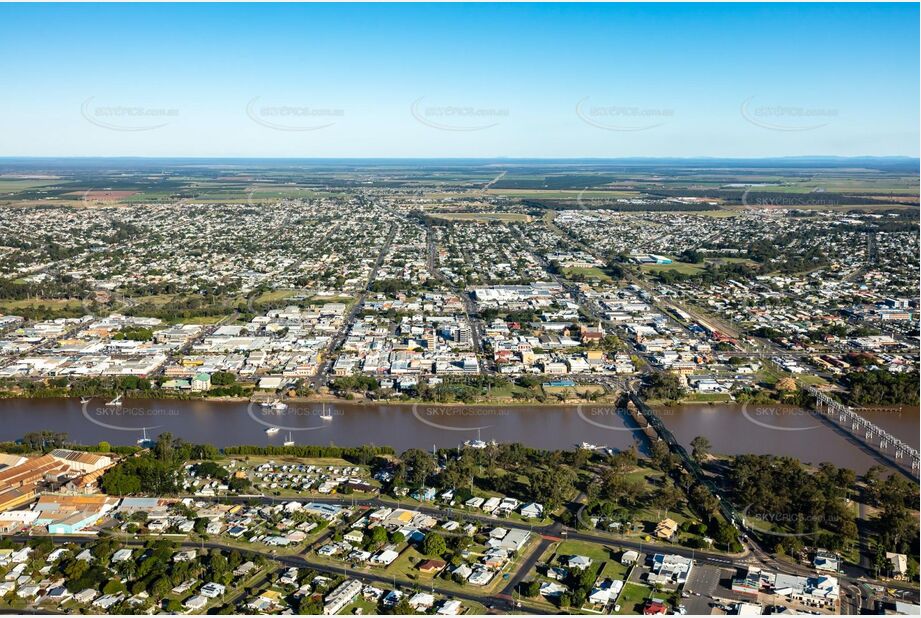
1,3,917,157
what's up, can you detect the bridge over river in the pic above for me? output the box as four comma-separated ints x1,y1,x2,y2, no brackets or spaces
808,386,920,478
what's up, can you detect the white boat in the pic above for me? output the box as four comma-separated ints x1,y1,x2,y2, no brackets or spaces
265,427,280,435
80,397,91,405
271,400,288,410
137,427,154,447
319,403,333,421
106,394,123,407
463,429,495,449
283,433,295,447
579,442,600,451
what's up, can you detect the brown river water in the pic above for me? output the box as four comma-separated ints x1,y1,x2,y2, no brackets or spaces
0,399,916,474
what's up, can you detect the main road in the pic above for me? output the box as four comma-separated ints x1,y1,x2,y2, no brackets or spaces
310,222,396,388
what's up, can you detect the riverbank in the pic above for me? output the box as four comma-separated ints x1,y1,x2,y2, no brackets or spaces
0,390,620,407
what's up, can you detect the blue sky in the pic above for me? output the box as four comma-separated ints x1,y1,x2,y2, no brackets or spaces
0,3,918,157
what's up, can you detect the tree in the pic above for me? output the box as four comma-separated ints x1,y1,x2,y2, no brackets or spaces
422,532,447,557
529,464,576,512
644,372,685,401
520,580,541,597
652,484,684,514
690,436,711,463
400,448,435,487
689,483,719,516
97,441,111,453
601,471,645,507
369,526,388,548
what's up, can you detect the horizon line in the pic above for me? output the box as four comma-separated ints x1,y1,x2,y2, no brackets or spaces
1,155,918,161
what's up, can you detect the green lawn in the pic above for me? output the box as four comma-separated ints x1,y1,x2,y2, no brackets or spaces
338,596,380,615
562,266,612,281
640,261,705,275
614,582,653,614
553,540,619,565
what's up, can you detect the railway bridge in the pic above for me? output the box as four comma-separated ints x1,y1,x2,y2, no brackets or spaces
808,386,919,478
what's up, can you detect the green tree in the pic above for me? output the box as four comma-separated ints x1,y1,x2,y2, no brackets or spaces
690,436,711,463
422,532,447,557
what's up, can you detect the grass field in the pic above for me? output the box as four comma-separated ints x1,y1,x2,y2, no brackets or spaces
553,539,621,565
542,383,606,398
430,212,532,223
0,298,85,316
254,289,299,304
0,178,69,191
640,261,705,275
485,189,642,199
562,266,611,281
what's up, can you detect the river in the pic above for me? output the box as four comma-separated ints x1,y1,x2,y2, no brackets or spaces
0,398,916,474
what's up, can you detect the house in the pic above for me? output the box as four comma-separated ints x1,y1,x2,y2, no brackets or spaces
381,590,403,608
520,502,543,519
589,579,624,606
418,559,446,575
111,548,133,563
452,564,473,581
654,517,678,541
233,561,256,577
200,582,226,598
643,599,669,615
540,581,567,598
411,487,436,502
468,567,495,586
93,594,125,610
498,529,531,552
348,550,371,563
437,599,463,615
371,548,399,566
567,555,593,570
465,497,484,509
621,550,639,565
183,594,208,611
481,497,501,513
408,592,435,611
546,566,568,581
